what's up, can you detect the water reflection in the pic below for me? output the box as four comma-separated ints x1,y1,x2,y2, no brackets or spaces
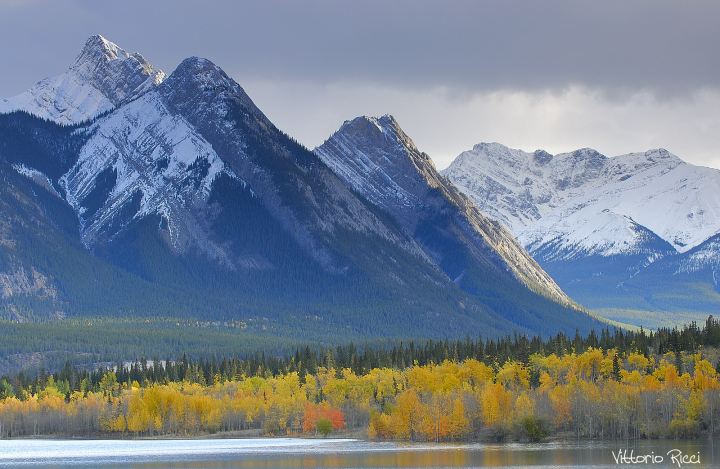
0,438,717,468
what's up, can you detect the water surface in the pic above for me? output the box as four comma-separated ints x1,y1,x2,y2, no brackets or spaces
0,437,717,468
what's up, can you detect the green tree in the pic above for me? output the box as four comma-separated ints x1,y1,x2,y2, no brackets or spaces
317,417,333,437
0,379,14,399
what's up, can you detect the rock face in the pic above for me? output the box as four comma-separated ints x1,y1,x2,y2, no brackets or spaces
443,142,720,317
0,35,166,124
59,89,230,257
0,35,603,338
152,58,425,271
314,115,596,340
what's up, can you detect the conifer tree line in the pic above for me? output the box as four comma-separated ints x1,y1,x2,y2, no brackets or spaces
0,316,719,440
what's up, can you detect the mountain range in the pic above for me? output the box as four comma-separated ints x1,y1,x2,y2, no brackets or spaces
0,35,600,347
443,143,720,327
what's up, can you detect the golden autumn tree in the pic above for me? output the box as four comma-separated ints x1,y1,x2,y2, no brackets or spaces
481,382,511,428
391,388,421,439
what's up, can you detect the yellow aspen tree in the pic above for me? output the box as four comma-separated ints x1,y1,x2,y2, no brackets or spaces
586,347,604,381
549,384,571,429
538,371,555,395
367,409,393,439
496,360,529,391
600,350,617,380
449,396,470,440
693,358,718,391
481,383,510,428
627,352,650,374
367,368,397,401
418,393,451,441
458,359,494,390
514,392,535,421
391,388,420,439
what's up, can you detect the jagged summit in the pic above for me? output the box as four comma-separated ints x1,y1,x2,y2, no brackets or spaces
160,57,232,97
70,34,164,86
158,56,270,134
443,144,692,238
168,57,237,88
0,35,165,125
160,56,252,109
316,115,436,218
335,115,432,166
71,35,135,68
316,115,575,309
69,34,166,108
336,115,421,153
444,142,720,320
0,35,605,339
443,143,718,254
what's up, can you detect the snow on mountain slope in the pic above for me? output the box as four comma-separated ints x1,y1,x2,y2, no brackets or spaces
519,152,720,258
314,115,439,231
315,115,574,306
441,144,610,233
0,35,165,124
59,87,238,264
676,234,720,278
13,164,63,198
443,144,720,258
156,59,438,271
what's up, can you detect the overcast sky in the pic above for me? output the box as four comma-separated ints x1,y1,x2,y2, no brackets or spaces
1,0,719,169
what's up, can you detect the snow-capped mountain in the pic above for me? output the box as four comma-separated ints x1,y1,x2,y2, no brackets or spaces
315,115,589,333
443,143,720,258
0,35,165,124
443,143,720,320
0,35,603,338
153,57,429,271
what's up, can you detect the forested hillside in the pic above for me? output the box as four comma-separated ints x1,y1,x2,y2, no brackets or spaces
0,36,607,361
2,317,718,440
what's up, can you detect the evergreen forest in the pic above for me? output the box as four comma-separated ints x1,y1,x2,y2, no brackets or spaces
1,317,719,441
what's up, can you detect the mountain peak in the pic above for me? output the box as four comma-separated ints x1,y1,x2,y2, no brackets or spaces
169,56,239,92
157,55,267,131
71,34,125,67
342,114,395,134
317,115,577,319
1,35,165,124
335,114,424,163
316,115,437,218
69,35,161,84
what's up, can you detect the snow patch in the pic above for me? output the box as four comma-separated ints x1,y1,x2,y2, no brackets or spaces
12,164,62,198
60,91,234,248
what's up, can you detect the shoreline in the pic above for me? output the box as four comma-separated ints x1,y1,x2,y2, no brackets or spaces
2,430,715,443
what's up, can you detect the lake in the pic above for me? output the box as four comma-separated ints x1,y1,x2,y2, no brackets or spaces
0,437,718,468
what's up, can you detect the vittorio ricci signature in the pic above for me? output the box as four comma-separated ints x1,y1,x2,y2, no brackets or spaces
612,449,701,467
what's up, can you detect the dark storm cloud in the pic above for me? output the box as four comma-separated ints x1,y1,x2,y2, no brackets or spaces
142,0,720,98
1,0,718,97
2,0,719,170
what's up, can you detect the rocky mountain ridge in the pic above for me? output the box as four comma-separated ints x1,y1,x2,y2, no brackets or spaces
443,142,720,320
315,115,572,305
0,35,600,338
0,35,165,125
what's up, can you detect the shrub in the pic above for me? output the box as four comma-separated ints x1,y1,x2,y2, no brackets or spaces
516,415,551,441
317,417,333,437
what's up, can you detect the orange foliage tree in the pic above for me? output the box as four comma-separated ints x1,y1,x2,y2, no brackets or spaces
302,401,345,434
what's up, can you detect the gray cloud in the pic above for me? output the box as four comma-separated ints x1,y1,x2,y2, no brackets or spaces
1,0,719,169
2,1,719,96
